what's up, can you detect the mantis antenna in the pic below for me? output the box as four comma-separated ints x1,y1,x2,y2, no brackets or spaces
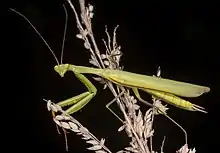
10,7,70,150
60,5,68,64
10,8,66,65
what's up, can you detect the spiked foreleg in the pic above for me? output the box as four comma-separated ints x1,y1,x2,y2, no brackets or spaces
56,72,97,115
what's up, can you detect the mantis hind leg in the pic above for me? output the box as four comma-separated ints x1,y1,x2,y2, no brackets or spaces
132,88,188,145
56,72,97,115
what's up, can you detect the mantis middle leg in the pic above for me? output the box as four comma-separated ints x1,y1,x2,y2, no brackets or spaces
106,89,126,122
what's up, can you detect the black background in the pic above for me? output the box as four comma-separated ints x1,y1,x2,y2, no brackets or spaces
5,0,219,152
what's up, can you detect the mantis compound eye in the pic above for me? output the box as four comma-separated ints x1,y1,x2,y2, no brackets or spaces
54,64,69,77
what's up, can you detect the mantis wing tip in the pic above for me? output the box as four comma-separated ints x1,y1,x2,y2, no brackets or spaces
195,86,210,97
204,87,211,93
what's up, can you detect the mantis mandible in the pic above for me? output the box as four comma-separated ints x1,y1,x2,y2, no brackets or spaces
11,8,210,120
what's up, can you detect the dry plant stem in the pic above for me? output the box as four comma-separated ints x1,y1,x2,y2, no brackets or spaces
103,30,151,152
120,87,150,153
79,0,85,13
150,102,156,152
78,0,104,67
110,85,150,153
160,136,166,153
66,0,102,68
66,0,150,152
66,0,105,68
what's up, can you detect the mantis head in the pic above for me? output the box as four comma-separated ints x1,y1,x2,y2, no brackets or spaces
54,64,69,77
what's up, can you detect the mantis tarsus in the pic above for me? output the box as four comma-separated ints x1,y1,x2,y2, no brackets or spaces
11,7,210,144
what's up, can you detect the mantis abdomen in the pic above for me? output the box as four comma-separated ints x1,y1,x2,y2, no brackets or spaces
144,89,207,113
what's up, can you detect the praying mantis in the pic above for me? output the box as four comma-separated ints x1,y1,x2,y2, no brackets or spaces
11,8,210,124
53,64,210,114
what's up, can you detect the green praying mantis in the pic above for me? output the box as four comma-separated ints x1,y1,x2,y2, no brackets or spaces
11,8,210,127
53,64,210,114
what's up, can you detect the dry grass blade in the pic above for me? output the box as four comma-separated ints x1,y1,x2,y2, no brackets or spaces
44,99,112,153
